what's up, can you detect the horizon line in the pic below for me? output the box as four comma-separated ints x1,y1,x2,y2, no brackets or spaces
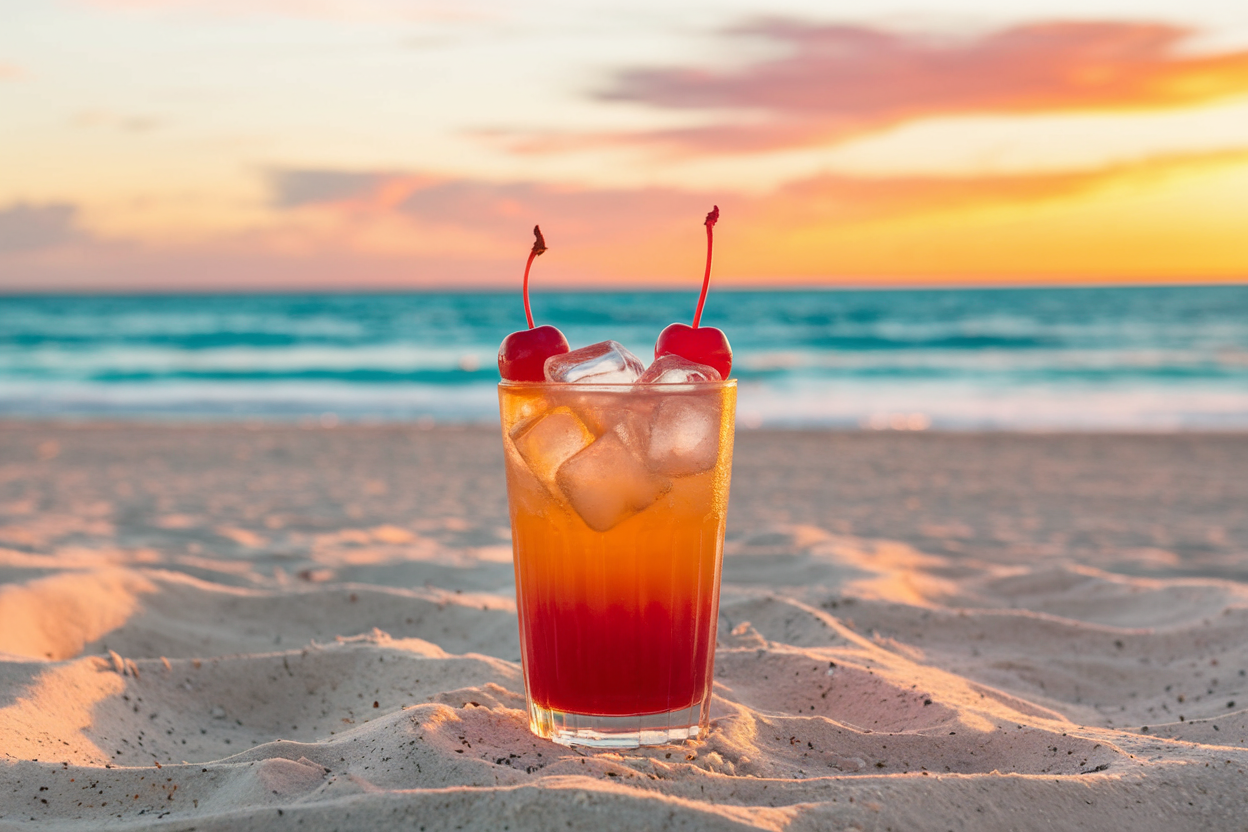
2,277,1247,297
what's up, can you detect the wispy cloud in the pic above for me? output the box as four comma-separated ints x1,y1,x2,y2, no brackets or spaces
5,148,1244,290
268,168,710,243
273,148,1248,234
514,19,1248,156
222,149,1248,283
269,169,403,208
0,62,23,81
0,203,84,253
753,148,1248,225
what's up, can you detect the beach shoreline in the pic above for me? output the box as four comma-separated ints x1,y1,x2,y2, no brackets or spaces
2,423,1246,830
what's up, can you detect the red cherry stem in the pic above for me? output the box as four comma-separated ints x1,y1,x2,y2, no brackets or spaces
522,225,547,330
692,206,718,329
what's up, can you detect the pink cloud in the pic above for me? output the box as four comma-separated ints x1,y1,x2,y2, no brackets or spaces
272,148,1246,241
522,19,1248,155
0,61,23,80
269,168,712,243
5,148,1245,291
0,203,84,253
0,175,720,291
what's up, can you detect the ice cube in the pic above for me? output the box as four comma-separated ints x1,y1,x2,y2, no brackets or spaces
638,354,722,384
562,386,657,439
557,432,670,532
646,395,721,477
545,340,645,384
608,406,652,454
511,406,595,491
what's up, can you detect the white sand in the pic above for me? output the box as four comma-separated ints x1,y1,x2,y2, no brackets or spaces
1,423,1246,830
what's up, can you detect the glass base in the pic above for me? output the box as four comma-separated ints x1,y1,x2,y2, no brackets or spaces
528,700,708,748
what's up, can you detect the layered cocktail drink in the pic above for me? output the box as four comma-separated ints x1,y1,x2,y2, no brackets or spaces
497,208,733,746
499,378,735,746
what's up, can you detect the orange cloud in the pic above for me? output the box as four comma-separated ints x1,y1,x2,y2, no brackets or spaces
273,148,1248,241
755,148,1248,223
4,149,1245,291
245,147,1248,284
510,19,1248,156
724,149,1248,281
0,62,23,80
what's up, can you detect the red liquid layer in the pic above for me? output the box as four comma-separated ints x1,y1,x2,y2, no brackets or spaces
512,512,723,715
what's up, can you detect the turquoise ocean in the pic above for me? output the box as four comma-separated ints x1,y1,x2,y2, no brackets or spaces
2,285,1247,429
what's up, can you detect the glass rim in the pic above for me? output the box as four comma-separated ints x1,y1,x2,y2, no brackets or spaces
499,378,736,391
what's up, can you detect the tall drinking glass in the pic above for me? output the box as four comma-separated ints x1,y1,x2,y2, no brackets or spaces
498,380,736,747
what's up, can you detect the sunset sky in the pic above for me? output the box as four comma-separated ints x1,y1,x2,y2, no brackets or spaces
2,0,1247,290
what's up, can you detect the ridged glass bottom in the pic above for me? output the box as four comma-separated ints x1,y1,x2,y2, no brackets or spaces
529,699,708,748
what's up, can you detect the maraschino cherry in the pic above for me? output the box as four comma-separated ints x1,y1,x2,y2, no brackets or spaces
498,225,569,381
653,206,732,379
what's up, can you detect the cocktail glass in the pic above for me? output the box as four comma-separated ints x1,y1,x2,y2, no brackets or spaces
498,379,736,747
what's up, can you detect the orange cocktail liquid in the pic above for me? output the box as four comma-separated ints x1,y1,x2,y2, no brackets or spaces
499,382,735,742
